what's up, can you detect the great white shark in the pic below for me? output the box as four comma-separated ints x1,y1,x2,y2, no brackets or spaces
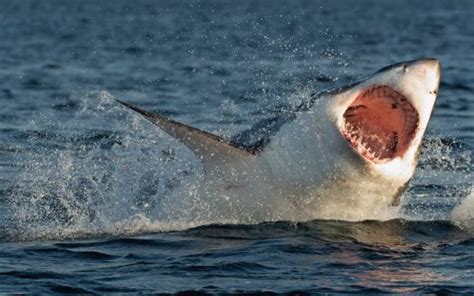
117,58,441,222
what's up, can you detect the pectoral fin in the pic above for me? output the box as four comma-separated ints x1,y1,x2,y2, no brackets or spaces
116,100,255,174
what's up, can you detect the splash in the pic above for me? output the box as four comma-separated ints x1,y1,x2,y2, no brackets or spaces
400,136,472,221
451,186,474,231
4,90,472,241
6,91,202,241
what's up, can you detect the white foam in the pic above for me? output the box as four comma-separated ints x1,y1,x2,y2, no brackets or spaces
451,186,474,230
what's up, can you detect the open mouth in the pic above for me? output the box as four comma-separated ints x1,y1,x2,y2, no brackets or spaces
342,86,419,163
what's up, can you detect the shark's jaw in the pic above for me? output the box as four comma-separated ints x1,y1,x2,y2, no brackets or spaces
341,85,419,164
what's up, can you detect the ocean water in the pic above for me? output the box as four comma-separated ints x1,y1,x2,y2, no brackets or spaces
0,0,473,294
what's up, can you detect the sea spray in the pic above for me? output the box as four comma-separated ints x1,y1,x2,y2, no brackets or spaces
452,186,474,231
6,91,200,241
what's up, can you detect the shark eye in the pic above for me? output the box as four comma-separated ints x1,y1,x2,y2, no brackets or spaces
341,86,419,163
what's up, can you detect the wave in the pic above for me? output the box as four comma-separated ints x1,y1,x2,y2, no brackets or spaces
2,217,473,246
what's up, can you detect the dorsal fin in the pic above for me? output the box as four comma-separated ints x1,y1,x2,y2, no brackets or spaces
116,100,255,173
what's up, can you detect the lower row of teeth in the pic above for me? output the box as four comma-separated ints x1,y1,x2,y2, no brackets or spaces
344,128,391,160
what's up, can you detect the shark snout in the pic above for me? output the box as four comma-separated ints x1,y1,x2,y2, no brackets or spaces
395,58,441,127
407,58,441,95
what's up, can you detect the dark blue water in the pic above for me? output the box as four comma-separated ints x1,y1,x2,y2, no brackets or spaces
1,0,473,293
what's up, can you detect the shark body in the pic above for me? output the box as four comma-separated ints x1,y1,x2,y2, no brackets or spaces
118,58,441,222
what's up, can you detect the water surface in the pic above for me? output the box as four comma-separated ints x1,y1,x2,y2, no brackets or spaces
0,0,473,293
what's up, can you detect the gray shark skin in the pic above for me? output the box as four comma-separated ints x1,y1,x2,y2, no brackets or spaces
117,58,441,222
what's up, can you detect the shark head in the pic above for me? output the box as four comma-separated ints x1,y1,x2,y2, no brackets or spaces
329,58,441,184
